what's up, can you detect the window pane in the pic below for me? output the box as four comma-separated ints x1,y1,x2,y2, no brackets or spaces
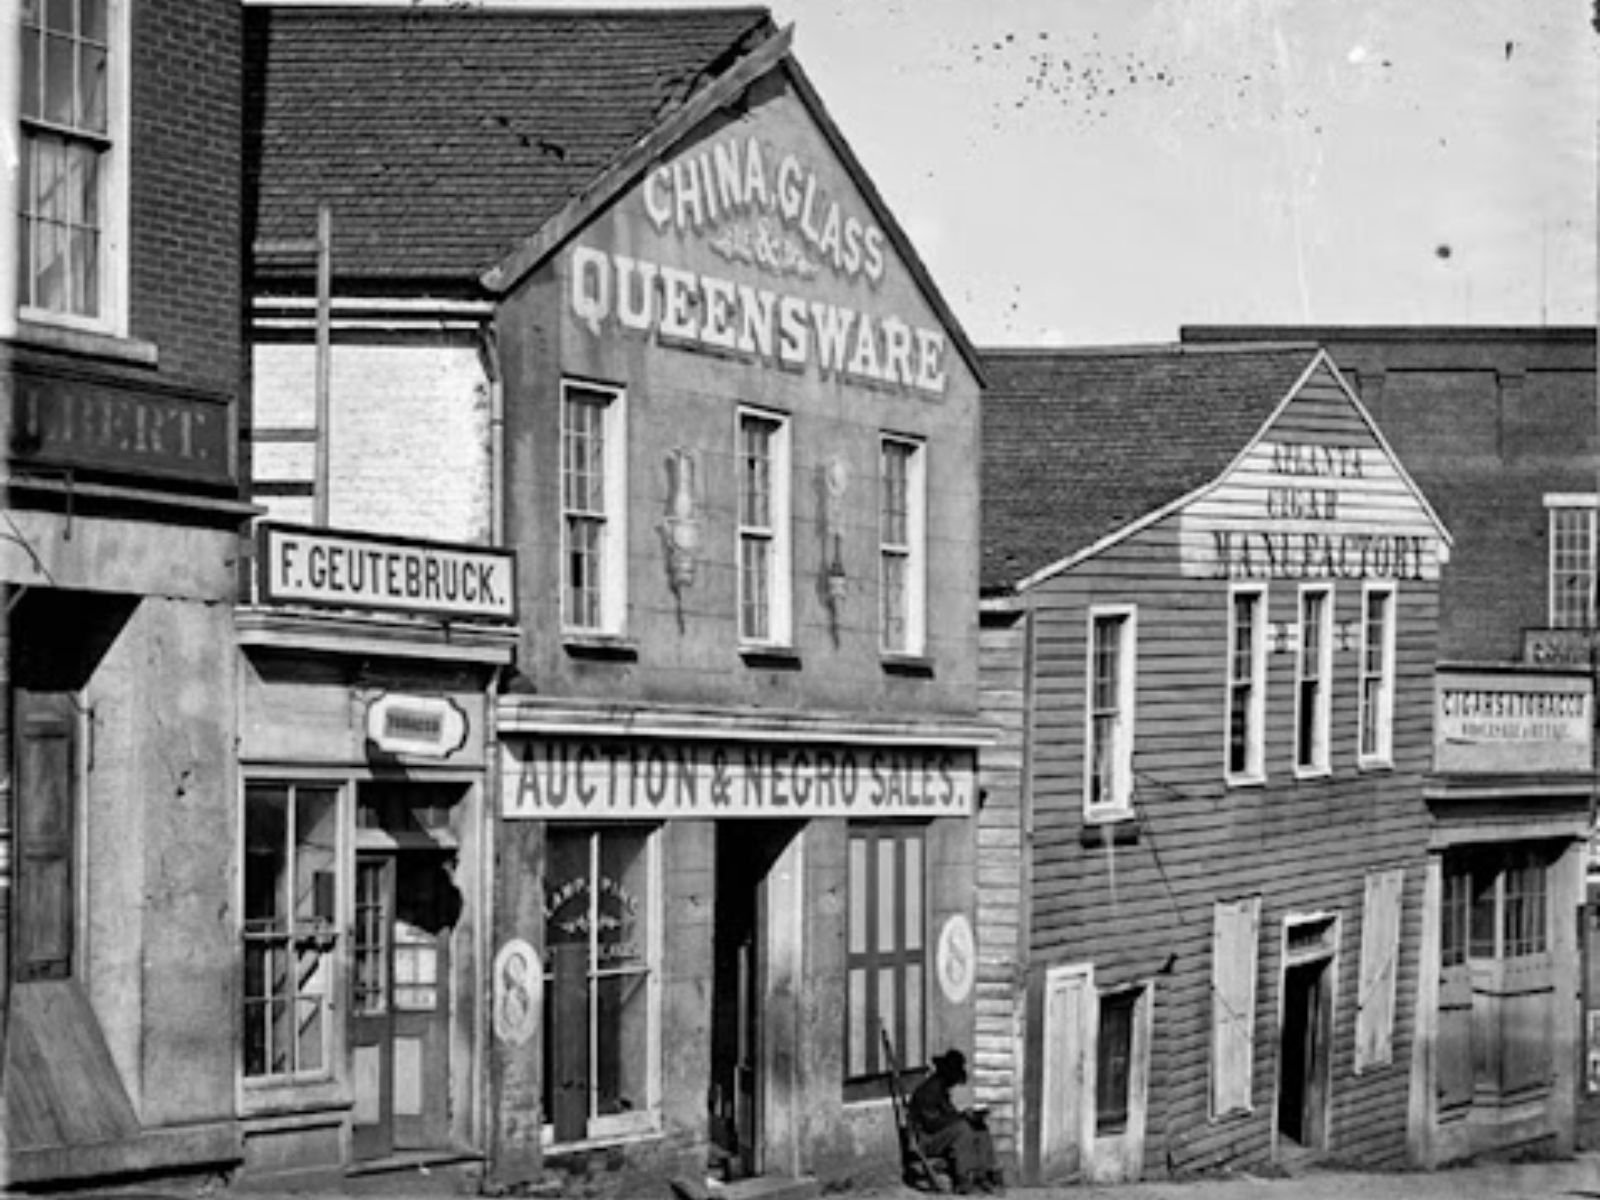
599,829,650,966
904,835,923,951
244,786,289,925
44,33,75,125
848,836,867,954
877,837,896,952
294,787,338,925
848,967,868,1076
596,970,652,1117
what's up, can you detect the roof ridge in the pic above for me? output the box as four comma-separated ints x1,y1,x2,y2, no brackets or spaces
979,340,1319,359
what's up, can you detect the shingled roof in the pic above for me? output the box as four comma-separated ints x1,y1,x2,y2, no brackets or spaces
979,343,1321,595
244,5,774,290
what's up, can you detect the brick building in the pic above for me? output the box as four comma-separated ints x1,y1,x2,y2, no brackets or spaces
2,0,252,1187
975,344,1450,1183
1184,326,1598,1165
243,7,985,1194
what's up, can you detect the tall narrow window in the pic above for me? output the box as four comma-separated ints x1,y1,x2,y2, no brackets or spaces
543,825,658,1142
845,823,926,1082
19,0,117,324
1226,586,1266,782
242,782,340,1081
738,409,791,646
562,381,627,635
879,437,926,656
1295,586,1333,775
1546,497,1596,629
1085,607,1136,820
1358,583,1395,766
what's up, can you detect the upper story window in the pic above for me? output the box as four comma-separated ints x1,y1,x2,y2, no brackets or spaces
19,0,125,331
738,408,792,646
1295,585,1333,776
1358,583,1395,767
1085,606,1136,821
1226,585,1266,784
562,381,628,636
1546,496,1596,629
879,436,926,657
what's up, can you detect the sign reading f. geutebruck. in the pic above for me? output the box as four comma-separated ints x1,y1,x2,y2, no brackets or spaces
257,522,516,621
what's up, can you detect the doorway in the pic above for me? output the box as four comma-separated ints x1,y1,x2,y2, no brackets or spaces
709,822,801,1181
1276,914,1337,1156
350,783,464,1161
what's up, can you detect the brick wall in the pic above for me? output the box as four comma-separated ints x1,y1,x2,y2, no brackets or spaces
251,338,494,542
130,0,241,398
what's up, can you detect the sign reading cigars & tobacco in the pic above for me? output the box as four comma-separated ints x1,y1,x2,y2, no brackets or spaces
257,522,516,621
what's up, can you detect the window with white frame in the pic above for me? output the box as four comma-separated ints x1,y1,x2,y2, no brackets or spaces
562,381,627,635
1226,586,1266,782
1546,496,1596,629
1085,606,1136,820
242,782,340,1082
1358,583,1395,766
543,824,659,1142
879,436,926,656
19,0,126,329
738,408,791,646
1295,586,1333,775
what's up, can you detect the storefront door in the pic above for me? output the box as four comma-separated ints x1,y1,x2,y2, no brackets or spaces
710,822,800,1180
351,845,456,1159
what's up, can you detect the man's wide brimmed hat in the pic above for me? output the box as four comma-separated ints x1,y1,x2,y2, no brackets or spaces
933,1048,968,1082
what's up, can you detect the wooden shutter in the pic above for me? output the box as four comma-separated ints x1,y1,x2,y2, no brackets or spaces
1355,867,1405,1072
1210,896,1261,1116
14,690,77,981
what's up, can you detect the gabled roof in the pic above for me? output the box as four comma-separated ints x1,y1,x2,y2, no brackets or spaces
244,5,774,289
979,343,1327,595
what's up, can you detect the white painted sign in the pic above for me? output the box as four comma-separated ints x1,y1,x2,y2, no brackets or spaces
1435,670,1592,774
1179,438,1441,582
257,522,516,620
502,737,976,820
492,939,540,1046
937,914,976,1005
366,693,469,759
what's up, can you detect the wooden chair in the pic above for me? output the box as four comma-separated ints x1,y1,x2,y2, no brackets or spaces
880,1027,951,1193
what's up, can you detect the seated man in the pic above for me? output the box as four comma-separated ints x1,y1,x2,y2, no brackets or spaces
907,1048,1003,1195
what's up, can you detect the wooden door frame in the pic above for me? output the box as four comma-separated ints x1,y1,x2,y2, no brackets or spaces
1272,912,1341,1159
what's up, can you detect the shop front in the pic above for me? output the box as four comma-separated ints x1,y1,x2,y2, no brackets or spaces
233,523,517,1183
1413,666,1592,1166
494,711,983,1192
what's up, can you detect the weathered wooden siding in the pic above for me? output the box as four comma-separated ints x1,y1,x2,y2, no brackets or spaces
1011,363,1442,1178
976,609,1031,1165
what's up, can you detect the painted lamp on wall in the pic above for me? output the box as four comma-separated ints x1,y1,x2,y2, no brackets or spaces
660,447,701,593
824,455,849,622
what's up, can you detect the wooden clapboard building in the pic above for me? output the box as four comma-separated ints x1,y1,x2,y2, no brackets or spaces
974,343,1451,1184
245,7,986,1195
1183,325,1598,1165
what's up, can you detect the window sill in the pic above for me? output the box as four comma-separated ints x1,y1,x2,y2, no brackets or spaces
1293,764,1332,782
15,315,158,367
881,654,935,678
563,635,639,661
1080,817,1138,847
740,645,802,669
1357,757,1395,773
1225,773,1266,789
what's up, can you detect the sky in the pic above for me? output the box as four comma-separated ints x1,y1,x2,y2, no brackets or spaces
262,0,1599,347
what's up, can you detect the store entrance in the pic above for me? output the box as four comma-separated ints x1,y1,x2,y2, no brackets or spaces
709,822,801,1181
350,783,464,1161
